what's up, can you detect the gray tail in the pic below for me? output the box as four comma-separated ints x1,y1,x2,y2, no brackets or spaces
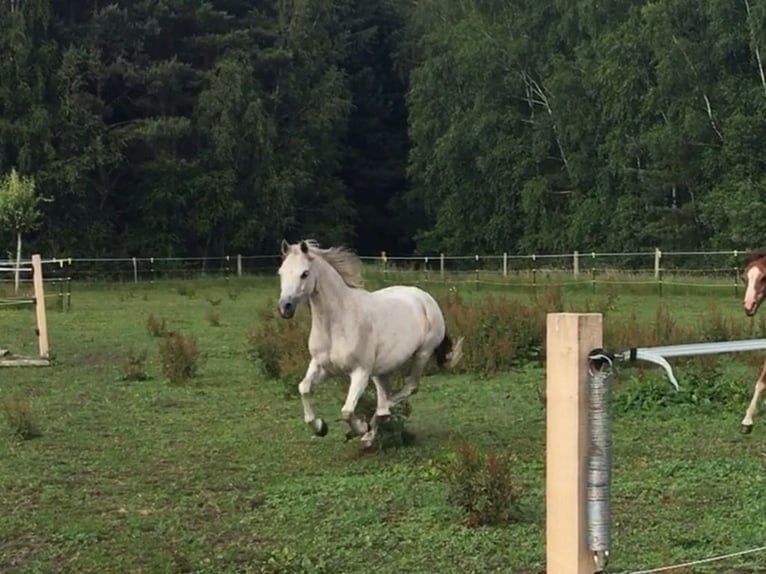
435,331,465,369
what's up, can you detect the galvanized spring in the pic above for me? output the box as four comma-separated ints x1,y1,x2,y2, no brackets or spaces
588,353,613,572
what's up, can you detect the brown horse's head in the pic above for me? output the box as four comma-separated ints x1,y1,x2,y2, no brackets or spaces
742,250,766,316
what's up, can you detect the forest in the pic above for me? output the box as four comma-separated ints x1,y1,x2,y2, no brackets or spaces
2,0,766,258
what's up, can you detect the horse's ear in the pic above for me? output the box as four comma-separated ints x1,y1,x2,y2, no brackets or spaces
300,241,309,254
280,239,290,257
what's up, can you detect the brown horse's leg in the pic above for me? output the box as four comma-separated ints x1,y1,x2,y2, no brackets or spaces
741,358,766,434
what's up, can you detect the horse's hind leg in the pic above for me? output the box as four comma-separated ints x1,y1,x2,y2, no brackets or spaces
741,359,766,434
390,350,431,407
372,375,393,419
299,359,328,436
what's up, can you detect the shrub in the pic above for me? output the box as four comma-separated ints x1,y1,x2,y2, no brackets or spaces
158,331,201,385
1,397,41,440
443,440,523,527
436,289,549,377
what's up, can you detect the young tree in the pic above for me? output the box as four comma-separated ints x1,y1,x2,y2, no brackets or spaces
0,168,45,293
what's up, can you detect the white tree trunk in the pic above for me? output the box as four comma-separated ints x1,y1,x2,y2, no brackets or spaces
14,231,21,294
744,0,766,98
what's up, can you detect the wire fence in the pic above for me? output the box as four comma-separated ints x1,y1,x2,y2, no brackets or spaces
615,543,766,573
0,248,749,296
0,258,72,311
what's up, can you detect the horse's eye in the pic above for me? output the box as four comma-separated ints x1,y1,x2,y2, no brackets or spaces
300,270,309,280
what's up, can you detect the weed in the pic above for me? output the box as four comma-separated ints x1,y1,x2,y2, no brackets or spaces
158,331,201,385
121,348,149,381
206,309,221,327
146,313,169,338
227,283,244,301
176,284,195,298
1,397,42,439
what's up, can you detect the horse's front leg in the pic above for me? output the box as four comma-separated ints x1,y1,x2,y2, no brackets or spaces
356,375,394,448
299,359,328,437
341,368,372,442
741,359,766,434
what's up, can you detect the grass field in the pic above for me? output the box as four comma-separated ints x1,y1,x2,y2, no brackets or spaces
2,277,766,573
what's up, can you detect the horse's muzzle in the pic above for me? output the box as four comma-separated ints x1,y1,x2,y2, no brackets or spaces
278,299,295,319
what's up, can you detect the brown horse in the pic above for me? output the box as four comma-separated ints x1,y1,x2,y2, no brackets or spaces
740,250,766,433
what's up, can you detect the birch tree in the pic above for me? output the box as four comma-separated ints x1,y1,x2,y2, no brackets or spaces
0,169,45,293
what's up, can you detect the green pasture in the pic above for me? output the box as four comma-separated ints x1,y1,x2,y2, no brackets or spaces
2,277,766,573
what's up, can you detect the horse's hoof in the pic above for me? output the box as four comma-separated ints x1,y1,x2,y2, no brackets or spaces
359,437,376,450
375,413,391,426
741,423,753,435
313,419,328,437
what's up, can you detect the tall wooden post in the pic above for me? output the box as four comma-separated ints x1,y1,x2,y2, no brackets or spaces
546,312,602,574
32,254,49,359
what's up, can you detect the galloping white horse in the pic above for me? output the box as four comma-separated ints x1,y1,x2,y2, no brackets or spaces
277,239,464,448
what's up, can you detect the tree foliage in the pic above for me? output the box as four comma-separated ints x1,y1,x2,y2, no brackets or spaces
0,168,42,234
2,0,766,256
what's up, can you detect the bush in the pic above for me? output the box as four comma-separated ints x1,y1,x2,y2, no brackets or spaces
436,286,563,376
443,441,523,527
158,331,201,385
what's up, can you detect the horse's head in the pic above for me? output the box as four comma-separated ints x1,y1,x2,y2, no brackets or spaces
277,239,317,319
743,250,766,316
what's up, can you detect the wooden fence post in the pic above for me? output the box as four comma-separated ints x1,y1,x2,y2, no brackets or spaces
654,248,662,280
546,312,603,574
574,250,580,279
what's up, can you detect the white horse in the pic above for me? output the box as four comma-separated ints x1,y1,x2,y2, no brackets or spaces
277,239,464,448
